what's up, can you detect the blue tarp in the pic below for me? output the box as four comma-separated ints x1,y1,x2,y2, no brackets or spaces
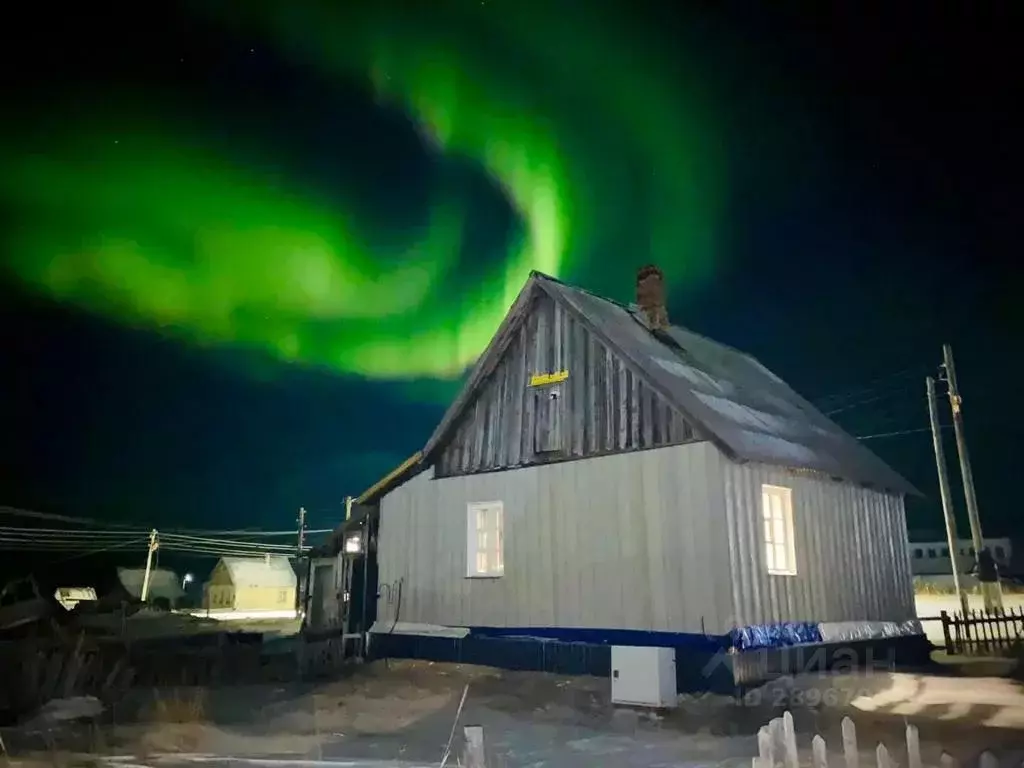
730,621,823,651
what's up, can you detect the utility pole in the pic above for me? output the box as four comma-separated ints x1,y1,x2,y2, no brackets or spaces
297,506,307,556
140,529,159,602
295,507,307,618
926,376,969,617
941,343,1001,613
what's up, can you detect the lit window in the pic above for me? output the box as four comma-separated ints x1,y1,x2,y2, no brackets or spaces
467,501,504,578
762,485,796,576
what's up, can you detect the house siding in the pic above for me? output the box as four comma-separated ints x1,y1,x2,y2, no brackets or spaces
377,441,733,635
436,293,697,478
720,461,916,630
231,585,295,612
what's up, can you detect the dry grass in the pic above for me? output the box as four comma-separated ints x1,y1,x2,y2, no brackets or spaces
914,580,1024,596
145,688,207,724
134,687,209,755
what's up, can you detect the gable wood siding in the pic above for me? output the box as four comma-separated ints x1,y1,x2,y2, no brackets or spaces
436,292,700,478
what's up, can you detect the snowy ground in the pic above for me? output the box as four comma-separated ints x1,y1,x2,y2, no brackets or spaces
3,660,1023,768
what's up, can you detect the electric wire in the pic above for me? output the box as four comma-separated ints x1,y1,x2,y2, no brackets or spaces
159,542,311,558
159,532,299,549
0,527,143,539
855,425,952,441
0,527,312,558
823,383,920,417
0,534,148,547
49,538,152,563
163,528,333,536
811,365,929,410
0,505,148,529
0,506,334,539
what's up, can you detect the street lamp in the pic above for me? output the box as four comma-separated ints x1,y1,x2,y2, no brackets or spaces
182,573,194,590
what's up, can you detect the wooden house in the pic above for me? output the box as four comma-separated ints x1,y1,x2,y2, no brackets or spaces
203,556,297,614
339,267,928,689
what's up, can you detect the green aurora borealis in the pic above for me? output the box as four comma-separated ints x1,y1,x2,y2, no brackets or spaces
1,2,723,381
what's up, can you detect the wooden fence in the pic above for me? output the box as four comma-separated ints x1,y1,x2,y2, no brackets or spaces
0,629,360,722
755,712,998,768
940,608,1024,656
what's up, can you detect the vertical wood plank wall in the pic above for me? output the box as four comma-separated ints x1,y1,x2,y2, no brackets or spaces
436,294,697,477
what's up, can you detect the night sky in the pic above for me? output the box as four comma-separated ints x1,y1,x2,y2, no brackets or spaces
1,2,1019,541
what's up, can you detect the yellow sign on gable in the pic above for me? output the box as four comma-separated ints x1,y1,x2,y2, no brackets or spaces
529,370,569,387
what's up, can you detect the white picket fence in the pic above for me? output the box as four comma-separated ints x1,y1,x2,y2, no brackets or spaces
754,712,1000,768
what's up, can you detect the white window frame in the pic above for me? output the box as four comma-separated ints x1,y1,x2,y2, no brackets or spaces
466,501,504,578
762,484,797,576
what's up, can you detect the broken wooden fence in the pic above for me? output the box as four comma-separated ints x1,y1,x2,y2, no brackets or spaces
755,712,1000,768
941,608,1024,656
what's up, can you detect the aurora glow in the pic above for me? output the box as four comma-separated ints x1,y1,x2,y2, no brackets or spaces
0,2,722,381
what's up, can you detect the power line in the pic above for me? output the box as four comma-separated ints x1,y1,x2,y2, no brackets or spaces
50,538,152,563
159,532,298,550
164,528,333,536
0,526,145,537
0,505,148,530
0,543,102,549
0,534,147,547
855,425,952,441
159,542,310,558
0,507,333,544
824,383,918,417
812,366,928,410
0,528,308,559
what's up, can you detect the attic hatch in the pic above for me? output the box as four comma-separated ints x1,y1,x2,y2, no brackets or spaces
533,384,564,454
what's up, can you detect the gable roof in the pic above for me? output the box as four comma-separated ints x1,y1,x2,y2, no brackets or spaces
116,567,184,601
218,556,297,589
424,271,918,496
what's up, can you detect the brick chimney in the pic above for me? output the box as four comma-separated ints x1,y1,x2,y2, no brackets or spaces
636,265,669,330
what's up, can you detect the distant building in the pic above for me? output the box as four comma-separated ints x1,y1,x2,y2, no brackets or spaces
908,536,1012,576
53,587,97,611
115,567,184,606
204,556,297,613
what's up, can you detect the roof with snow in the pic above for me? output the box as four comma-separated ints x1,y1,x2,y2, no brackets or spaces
423,271,917,497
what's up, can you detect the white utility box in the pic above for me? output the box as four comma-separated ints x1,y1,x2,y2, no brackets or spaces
610,646,677,708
